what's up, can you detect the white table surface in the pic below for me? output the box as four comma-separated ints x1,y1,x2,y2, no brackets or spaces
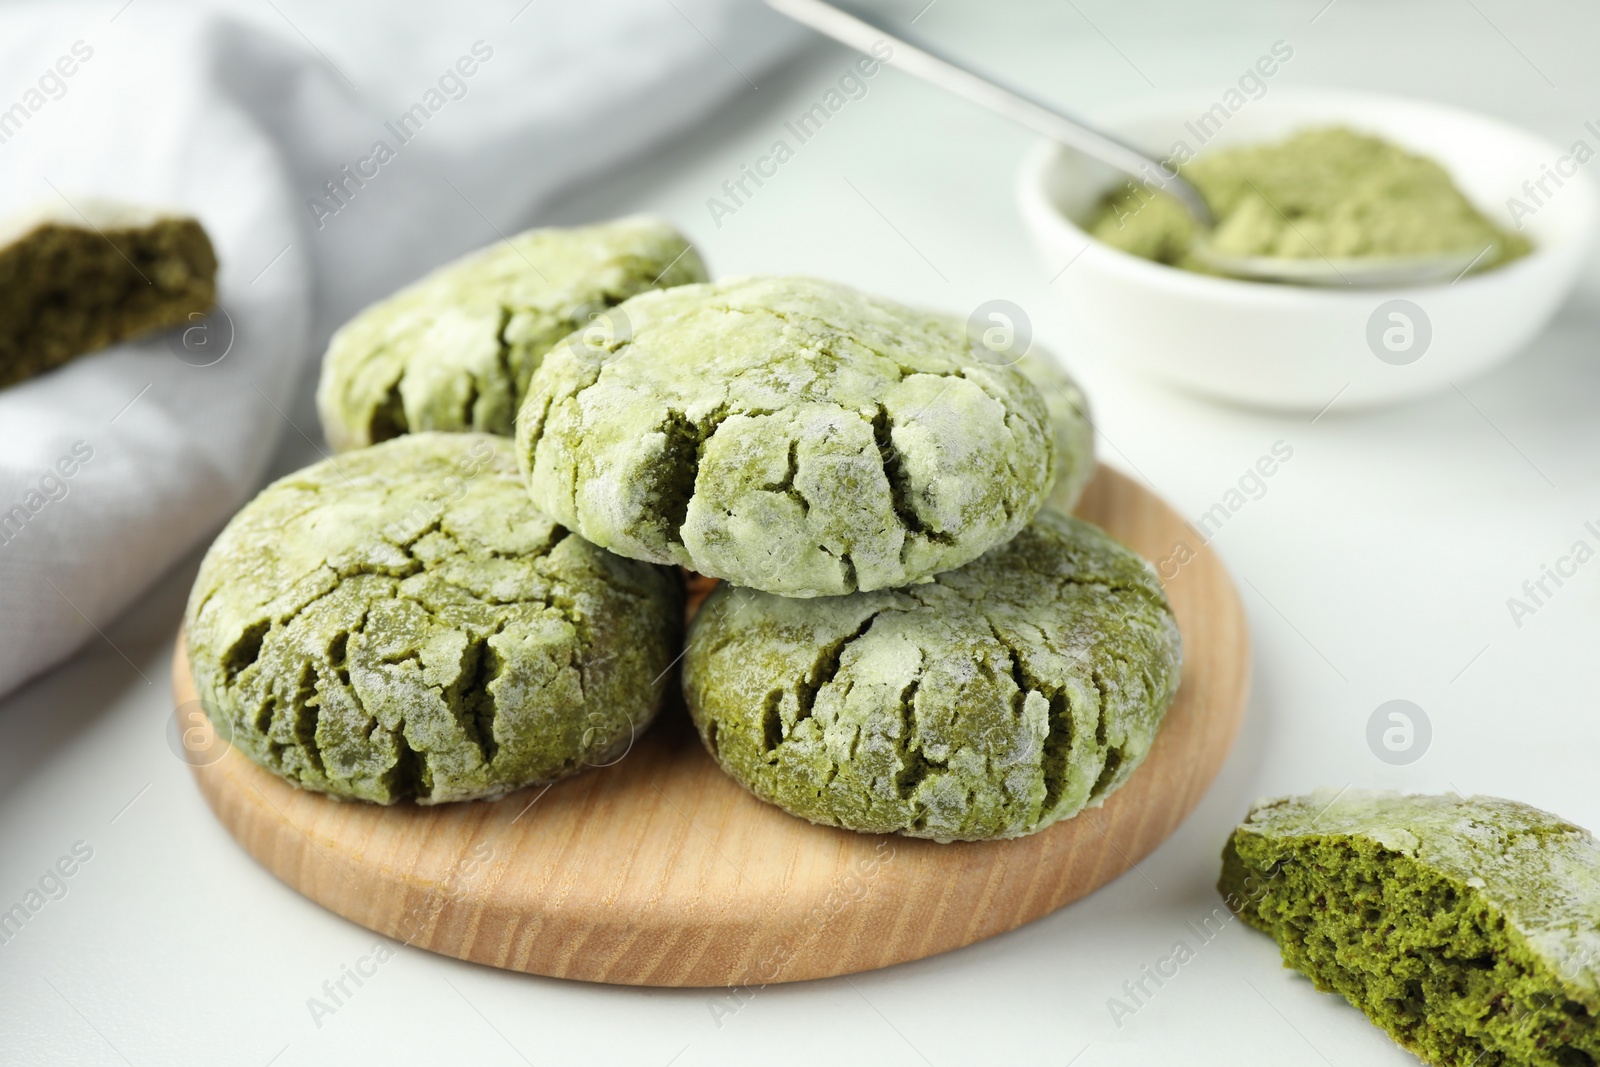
4,2,1598,1064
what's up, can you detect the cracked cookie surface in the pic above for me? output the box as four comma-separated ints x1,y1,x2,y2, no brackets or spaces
682,509,1181,840
1222,791,1600,1067
316,216,706,451
516,275,1056,597
185,433,683,804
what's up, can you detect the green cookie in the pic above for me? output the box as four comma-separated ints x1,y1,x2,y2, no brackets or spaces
185,433,683,803
516,276,1057,597
1222,791,1600,1067
683,509,1181,840
1016,346,1095,514
0,201,215,390
317,216,706,450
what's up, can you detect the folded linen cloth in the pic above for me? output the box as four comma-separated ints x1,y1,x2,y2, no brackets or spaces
0,0,801,698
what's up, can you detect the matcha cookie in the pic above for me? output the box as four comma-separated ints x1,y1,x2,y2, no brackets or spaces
0,200,215,390
317,216,706,451
1016,348,1095,514
517,276,1057,597
683,509,1181,840
185,433,682,804
1221,791,1600,1066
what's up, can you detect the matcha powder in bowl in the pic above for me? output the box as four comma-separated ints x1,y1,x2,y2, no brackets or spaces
1088,127,1531,278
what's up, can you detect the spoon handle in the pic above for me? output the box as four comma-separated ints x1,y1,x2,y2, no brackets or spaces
763,0,1214,226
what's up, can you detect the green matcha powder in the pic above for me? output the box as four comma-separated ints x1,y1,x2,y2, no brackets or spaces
1087,127,1530,279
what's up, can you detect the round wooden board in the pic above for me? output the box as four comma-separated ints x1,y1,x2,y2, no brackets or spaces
174,466,1249,987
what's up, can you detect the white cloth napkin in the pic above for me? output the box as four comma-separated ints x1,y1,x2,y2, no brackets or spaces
0,0,801,698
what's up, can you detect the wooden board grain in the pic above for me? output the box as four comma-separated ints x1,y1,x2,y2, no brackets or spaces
173,465,1249,987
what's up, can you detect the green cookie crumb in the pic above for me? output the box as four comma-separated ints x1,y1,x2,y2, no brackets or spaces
0,201,216,390
1222,790,1600,1066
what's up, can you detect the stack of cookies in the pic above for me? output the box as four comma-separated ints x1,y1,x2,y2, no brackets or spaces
185,216,1182,841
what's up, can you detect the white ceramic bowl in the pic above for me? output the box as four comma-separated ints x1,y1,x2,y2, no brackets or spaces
1016,89,1597,411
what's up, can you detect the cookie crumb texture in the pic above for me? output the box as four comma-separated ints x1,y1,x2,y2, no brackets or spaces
0,204,215,389
317,216,706,450
517,276,1056,597
1221,791,1600,1066
683,510,1181,840
185,433,683,804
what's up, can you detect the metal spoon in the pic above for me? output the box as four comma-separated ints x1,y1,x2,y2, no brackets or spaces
764,0,1484,287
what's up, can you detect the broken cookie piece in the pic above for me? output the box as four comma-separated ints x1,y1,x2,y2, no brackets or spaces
316,216,707,450
184,432,683,804
682,509,1181,840
1222,790,1600,1067
0,200,216,390
517,275,1058,597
